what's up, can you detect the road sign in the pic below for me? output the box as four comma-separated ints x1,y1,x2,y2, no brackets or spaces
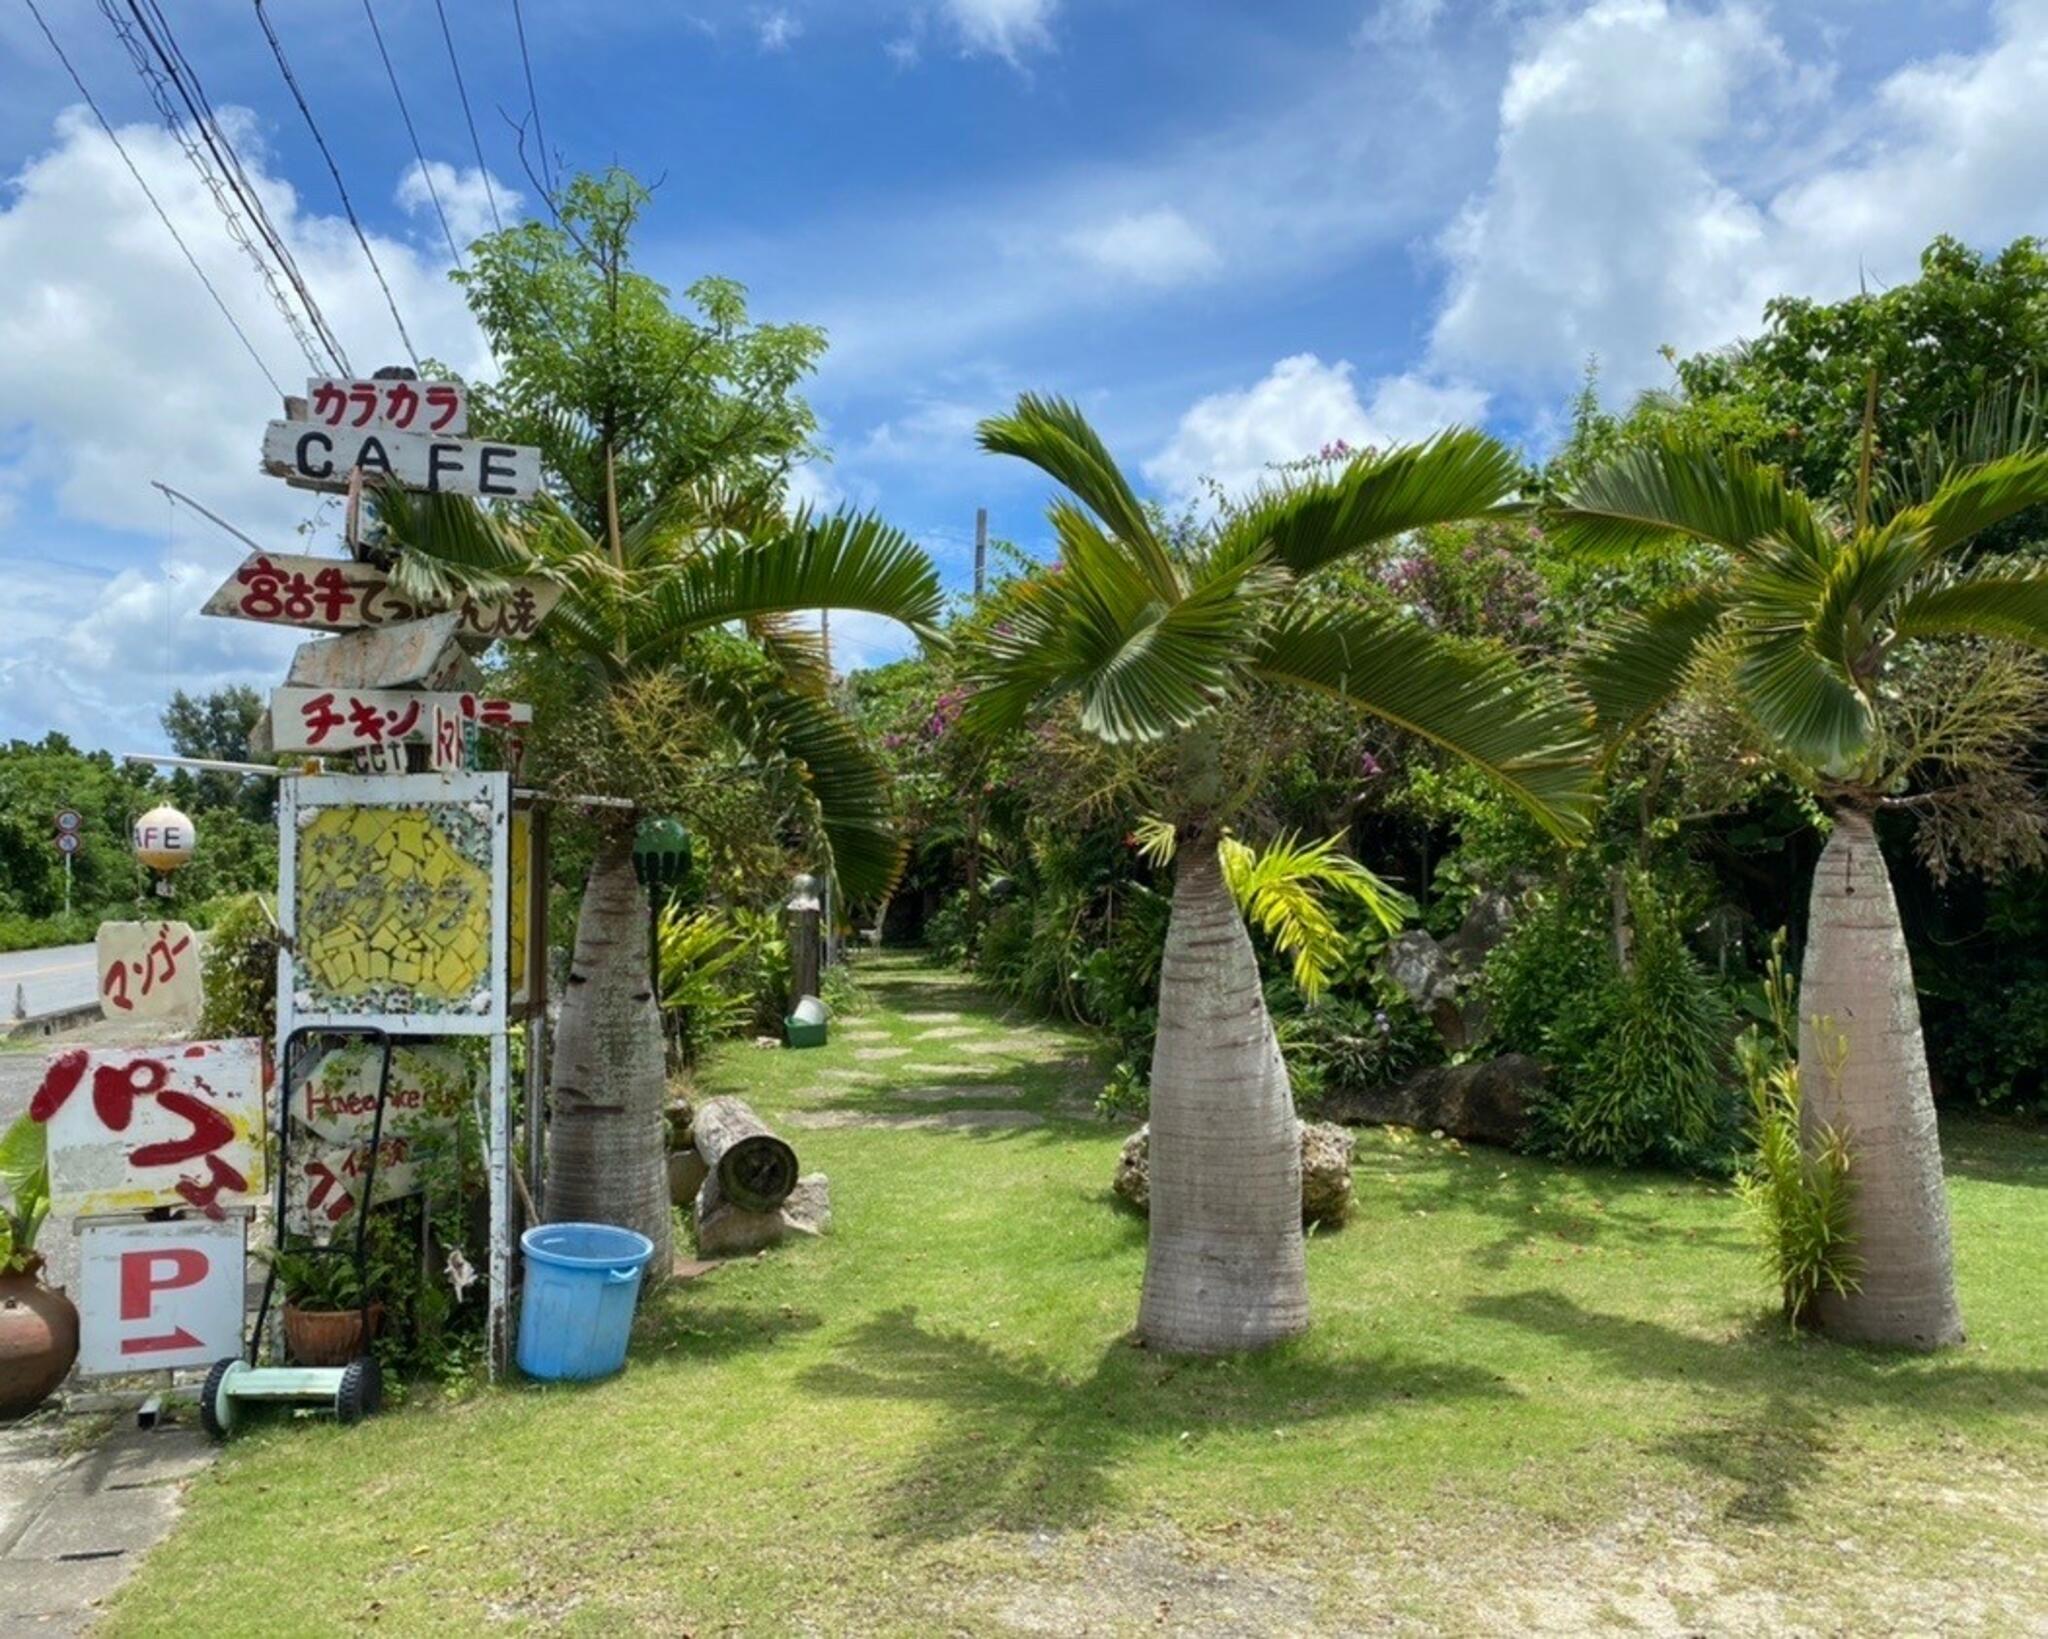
270,687,531,757
201,552,559,641
78,1218,247,1375
54,810,81,834
305,376,467,436
261,420,541,500
34,1039,267,1219
55,833,79,856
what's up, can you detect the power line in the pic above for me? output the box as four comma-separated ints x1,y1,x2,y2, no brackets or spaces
126,0,348,371
22,0,285,396
361,0,462,270
508,0,551,196
252,0,420,371
100,0,346,375
433,0,504,236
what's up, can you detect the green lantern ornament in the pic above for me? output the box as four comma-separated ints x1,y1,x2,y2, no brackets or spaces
632,816,692,888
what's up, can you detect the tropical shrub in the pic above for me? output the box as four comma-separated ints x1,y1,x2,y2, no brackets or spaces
1517,872,1735,1168
0,1116,51,1275
1734,934,1862,1326
196,893,281,1041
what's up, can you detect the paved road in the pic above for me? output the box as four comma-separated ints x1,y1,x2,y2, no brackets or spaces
0,943,96,1021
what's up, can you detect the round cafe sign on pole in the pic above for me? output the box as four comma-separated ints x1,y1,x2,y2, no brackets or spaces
133,805,198,872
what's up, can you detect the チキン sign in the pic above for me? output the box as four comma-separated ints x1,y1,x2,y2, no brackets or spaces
261,420,541,501
269,686,531,756
201,552,560,640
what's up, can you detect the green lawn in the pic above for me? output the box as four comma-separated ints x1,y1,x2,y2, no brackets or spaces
109,956,2048,1635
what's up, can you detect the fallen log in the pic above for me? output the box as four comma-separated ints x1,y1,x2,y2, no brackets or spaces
691,1096,799,1212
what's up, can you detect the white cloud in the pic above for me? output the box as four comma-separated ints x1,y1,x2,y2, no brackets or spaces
817,608,924,675
0,108,499,746
757,9,803,51
397,160,521,250
1359,0,1445,45
884,34,921,67
1427,0,2048,399
945,0,1057,61
860,396,991,464
1145,354,1488,500
1062,207,1220,286
783,457,845,514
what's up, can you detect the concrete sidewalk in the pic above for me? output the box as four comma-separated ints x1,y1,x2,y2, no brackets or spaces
0,1418,212,1635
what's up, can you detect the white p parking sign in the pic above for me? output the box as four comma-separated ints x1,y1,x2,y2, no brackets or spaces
77,1219,247,1374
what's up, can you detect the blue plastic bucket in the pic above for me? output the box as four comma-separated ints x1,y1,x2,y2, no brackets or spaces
517,1222,655,1382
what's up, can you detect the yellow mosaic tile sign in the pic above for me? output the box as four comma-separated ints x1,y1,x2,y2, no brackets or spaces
295,804,493,1011
509,808,531,1000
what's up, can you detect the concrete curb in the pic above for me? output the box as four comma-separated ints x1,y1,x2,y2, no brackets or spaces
4,1003,102,1043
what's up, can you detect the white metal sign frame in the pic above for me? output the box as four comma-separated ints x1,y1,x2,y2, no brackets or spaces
275,770,516,1374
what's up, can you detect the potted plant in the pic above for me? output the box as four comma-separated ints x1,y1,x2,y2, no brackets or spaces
0,1115,77,1417
262,1215,401,1367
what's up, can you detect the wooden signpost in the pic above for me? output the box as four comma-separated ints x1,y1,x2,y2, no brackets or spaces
261,421,541,500
268,686,531,757
284,612,481,693
202,552,560,640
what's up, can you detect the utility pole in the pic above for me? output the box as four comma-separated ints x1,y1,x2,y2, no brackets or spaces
973,507,988,599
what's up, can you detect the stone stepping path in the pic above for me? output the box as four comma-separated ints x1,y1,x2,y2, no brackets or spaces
902,1010,963,1023
817,1067,884,1084
914,1025,984,1041
842,1028,892,1042
784,1108,1043,1131
854,1045,912,1061
892,1083,1024,1103
958,1039,1023,1056
907,1060,985,1076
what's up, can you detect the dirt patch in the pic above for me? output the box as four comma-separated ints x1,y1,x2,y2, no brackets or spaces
967,1527,1320,1637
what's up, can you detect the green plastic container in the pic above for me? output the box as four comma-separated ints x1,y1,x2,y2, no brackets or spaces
785,995,829,1049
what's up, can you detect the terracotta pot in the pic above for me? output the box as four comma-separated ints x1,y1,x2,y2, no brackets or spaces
283,1301,384,1367
0,1259,80,1418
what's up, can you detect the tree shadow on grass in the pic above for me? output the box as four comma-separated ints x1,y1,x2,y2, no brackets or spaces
1939,1115,2048,1189
1466,1288,2048,1525
1381,1145,1748,1272
799,1305,1515,1544
630,1299,824,1368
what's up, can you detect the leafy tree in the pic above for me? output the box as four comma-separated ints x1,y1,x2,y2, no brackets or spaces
1550,410,2048,1348
454,169,826,536
964,396,1595,1354
382,173,940,1271
161,687,270,820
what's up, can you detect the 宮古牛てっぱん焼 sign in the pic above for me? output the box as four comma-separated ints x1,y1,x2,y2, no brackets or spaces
33,1039,267,1219
261,420,540,500
304,376,467,436
201,552,559,639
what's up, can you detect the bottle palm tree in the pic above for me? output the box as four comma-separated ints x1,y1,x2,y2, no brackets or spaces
967,397,1597,1354
380,485,945,1272
1549,420,2048,1348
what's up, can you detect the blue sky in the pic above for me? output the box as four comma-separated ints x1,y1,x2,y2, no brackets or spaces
0,0,2041,748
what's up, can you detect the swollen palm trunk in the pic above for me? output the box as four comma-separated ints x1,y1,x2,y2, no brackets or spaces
545,826,674,1279
1137,840,1309,1354
1799,809,1962,1348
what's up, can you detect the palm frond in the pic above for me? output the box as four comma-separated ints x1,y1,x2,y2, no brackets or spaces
977,394,1181,598
692,672,906,901
1216,429,1526,578
1875,382,2045,518
1547,432,1827,563
1896,448,2048,562
1890,568,2048,649
1253,604,1598,839
624,509,946,665
1572,585,1731,743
